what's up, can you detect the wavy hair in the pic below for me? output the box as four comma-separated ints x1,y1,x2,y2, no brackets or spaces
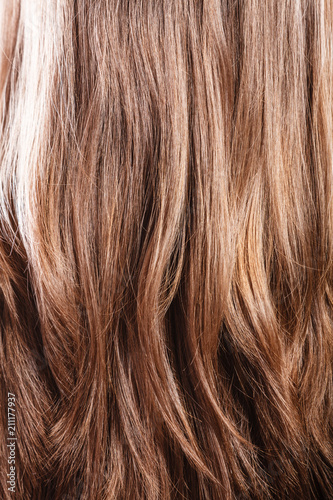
0,1,332,499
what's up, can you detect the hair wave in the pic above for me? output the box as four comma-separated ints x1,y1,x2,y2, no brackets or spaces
0,1,332,499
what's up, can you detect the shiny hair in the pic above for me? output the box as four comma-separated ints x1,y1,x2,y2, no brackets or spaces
0,1,332,499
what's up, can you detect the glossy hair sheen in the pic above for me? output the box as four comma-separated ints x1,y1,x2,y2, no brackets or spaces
0,1,332,499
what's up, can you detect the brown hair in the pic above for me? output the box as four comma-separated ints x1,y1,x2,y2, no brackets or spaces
0,1,332,498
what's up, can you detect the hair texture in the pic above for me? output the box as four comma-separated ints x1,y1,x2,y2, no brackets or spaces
0,1,332,499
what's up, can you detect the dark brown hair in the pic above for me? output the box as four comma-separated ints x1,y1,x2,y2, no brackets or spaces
0,1,332,498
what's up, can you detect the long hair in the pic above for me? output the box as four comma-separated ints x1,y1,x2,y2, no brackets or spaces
0,1,332,498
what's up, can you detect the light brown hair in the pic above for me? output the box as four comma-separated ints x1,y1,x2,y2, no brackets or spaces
0,1,332,498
